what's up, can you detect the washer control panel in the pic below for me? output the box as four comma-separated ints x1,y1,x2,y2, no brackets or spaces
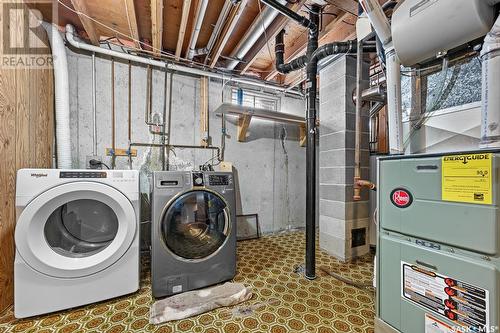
60,171,107,178
208,174,230,186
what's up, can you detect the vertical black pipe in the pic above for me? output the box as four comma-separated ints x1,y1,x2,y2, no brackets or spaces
304,4,320,280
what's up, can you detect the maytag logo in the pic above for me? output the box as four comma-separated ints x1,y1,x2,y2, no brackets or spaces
31,173,48,178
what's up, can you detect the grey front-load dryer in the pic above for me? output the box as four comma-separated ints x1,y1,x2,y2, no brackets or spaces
151,171,237,298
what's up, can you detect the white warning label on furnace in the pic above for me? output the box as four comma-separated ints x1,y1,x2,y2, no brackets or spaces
425,314,457,333
402,262,490,331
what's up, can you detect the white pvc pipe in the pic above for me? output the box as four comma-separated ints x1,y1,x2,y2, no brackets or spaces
385,47,404,154
186,0,209,60
480,13,500,148
359,0,403,153
359,0,392,46
65,25,302,96
42,22,72,168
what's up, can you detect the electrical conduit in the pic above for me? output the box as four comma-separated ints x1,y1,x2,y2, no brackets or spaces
42,22,72,168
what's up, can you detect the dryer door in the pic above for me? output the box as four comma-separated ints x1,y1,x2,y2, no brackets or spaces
15,182,136,278
160,190,230,260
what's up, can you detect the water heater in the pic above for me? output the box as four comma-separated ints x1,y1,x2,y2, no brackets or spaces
391,0,496,66
377,151,500,333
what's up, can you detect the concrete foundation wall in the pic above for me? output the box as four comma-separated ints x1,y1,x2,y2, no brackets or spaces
66,47,306,234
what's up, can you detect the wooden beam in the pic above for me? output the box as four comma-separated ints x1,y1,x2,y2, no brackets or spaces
176,0,192,60
71,0,99,45
209,0,248,69
151,0,163,56
124,0,141,48
238,0,307,74
266,12,353,81
324,0,359,16
237,115,252,142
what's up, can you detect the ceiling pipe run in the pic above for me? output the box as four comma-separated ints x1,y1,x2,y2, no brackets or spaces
64,24,303,97
226,0,288,70
186,0,209,60
194,0,233,59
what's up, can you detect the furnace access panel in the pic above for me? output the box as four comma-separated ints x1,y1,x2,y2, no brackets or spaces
377,151,500,333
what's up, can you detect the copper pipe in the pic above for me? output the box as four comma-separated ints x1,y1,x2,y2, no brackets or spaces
354,40,363,201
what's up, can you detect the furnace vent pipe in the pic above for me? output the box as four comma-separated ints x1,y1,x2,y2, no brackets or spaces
186,0,209,60
358,0,403,154
65,24,302,96
42,22,72,168
226,0,288,70
481,12,500,148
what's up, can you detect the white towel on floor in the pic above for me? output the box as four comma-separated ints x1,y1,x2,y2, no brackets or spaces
150,282,253,324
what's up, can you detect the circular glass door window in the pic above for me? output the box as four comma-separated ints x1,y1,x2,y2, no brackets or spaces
161,191,229,260
44,199,119,258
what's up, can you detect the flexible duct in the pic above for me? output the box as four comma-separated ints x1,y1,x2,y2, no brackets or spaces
64,25,302,96
42,22,72,168
481,12,500,148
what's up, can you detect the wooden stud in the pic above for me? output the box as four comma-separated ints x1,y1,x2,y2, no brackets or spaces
299,124,307,147
70,0,100,45
124,0,141,48
175,0,192,60
200,77,209,147
324,0,359,16
237,114,252,142
151,0,163,56
209,0,248,69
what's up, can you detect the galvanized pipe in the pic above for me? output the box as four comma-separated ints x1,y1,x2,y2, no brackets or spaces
92,52,97,156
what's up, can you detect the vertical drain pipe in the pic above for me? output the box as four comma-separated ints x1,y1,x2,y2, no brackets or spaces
111,58,116,169
304,5,320,280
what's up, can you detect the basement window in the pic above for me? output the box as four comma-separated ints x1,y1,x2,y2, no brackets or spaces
231,88,279,111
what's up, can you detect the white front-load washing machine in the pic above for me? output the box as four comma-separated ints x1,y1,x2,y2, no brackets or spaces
14,169,140,318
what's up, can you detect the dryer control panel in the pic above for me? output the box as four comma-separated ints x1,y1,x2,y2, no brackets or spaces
60,171,107,178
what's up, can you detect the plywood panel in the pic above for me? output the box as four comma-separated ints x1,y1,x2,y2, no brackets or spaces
0,4,54,313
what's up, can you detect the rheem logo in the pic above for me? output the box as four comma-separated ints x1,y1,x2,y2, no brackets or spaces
390,188,413,208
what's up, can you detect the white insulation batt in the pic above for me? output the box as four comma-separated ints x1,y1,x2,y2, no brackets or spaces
150,283,253,324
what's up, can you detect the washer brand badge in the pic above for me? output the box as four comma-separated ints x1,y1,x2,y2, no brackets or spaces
31,173,48,178
442,153,489,165
391,188,413,208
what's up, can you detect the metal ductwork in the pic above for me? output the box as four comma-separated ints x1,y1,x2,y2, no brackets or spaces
226,0,288,70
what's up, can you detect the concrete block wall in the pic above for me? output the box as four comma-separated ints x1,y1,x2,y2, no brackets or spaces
65,47,306,234
318,55,371,261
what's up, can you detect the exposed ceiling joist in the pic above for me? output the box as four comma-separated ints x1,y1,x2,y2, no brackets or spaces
175,0,192,60
70,0,100,45
324,0,359,16
124,0,141,48
151,0,163,56
238,0,307,75
209,0,248,69
265,11,352,81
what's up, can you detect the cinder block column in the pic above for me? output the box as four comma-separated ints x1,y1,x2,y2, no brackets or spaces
318,55,370,261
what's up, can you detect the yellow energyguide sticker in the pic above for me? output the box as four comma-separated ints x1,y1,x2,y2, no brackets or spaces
442,153,492,205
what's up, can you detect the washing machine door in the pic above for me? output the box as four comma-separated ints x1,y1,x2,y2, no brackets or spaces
15,182,136,278
160,190,230,260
